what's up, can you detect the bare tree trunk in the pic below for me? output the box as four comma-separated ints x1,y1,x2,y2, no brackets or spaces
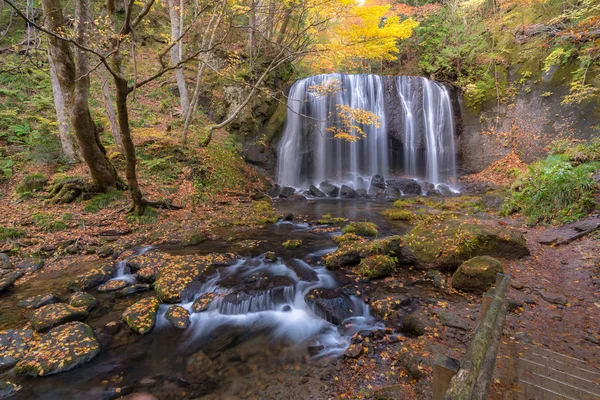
42,0,119,190
48,51,77,160
167,0,190,117
100,64,123,151
248,0,256,65
276,7,291,45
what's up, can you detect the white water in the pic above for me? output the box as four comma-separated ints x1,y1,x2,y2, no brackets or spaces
277,74,457,188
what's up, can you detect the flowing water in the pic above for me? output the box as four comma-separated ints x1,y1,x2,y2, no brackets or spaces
277,74,458,189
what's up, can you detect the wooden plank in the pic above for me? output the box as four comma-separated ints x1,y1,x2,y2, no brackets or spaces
519,370,600,400
518,378,578,400
518,358,600,394
519,352,600,382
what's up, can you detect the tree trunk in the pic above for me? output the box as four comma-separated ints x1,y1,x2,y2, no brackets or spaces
41,0,119,191
167,0,190,117
100,64,123,151
114,76,145,213
48,51,77,160
248,0,256,64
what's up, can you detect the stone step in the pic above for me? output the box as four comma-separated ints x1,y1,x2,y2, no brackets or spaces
519,369,600,400
518,358,600,395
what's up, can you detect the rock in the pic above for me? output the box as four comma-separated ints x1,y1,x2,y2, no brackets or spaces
16,258,44,272
373,385,409,400
165,305,191,329
436,184,453,196
122,297,161,335
539,290,567,305
68,263,114,291
319,181,339,197
481,194,504,210
570,218,600,232
420,181,436,196
510,280,525,290
0,329,34,372
508,299,523,312
452,256,504,293
68,292,97,311
356,188,368,197
135,267,158,283
15,322,100,376
29,303,89,332
0,380,21,398
344,343,363,358
0,270,24,293
122,393,159,400
325,235,414,269
304,288,356,324
538,232,561,245
264,251,277,262
438,311,468,330
357,255,397,279
402,314,426,337
117,284,151,298
283,213,294,221
340,185,357,198
0,254,12,270
191,293,216,313
384,186,402,198
369,174,386,194
285,259,319,282
386,178,422,195
405,220,529,269
267,184,281,198
18,293,60,309
279,186,296,198
309,185,326,198
287,193,307,201
97,279,130,292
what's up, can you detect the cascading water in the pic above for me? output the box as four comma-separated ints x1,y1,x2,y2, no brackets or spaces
277,74,458,189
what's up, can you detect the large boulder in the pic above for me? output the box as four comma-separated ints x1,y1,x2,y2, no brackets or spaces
165,305,191,329
0,380,20,398
402,314,426,337
279,186,296,198
304,288,356,324
309,185,326,198
68,292,97,311
15,322,100,376
340,185,358,198
0,270,24,293
387,178,422,195
191,293,217,313
29,303,89,332
452,256,503,292
325,236,416,269
369,174,386,194
0,253,12,270
0,329,35,372
405,220,529,269
122,297,160,335
68,263,114,291
319,181,339,197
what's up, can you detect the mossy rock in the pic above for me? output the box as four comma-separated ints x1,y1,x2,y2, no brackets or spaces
15,322,100,376
17,293,60,309
165,305,191,329
97,279,130,293
15,173,48,194
68,263,115,292
122,297,160,335
342,221,379,237
333,233,364,244
282,240,302,249
317,213,348,225
68,292,97,311
191,293,217,313
29,303,89,332
135,266,158,283
357,255,397,279
452,256,504,293
0,329,35,371
405,219,529,269
325,235,409,269
0,380,21,397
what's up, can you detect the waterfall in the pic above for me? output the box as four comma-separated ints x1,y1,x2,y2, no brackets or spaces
276,74,457,189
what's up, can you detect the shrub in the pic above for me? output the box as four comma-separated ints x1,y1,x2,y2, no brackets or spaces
342,221,379,237
357,255,397,279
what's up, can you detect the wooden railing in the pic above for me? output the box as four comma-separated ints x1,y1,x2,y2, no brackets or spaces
433,273,511,400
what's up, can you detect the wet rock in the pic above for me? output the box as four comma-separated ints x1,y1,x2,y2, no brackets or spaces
283,213,294,221
357,255,397,279
16,258,44,273
282,239,302,249
286,259,319,282
279,186,296,198
369,174,386,194
319,181,339,197
165,305,191,329
68,292,97,311
373,385,410,400
384,186,402,198
344,343,363,358
97,279,130,293
0,270,24,293
539,290,567,305
192,293,216,313
452,256,504,293
122,297,160,335
0,380,21,398
402,314,426,337
340,185,357,198
264,251,277,262
405,219,529,269
135,267,158,283
68,263,114,291
420,181,436,196
0,254,12,270
116,284,151,298
387,178,422,195
29,303,89,332
356,188,368,197
267,184,281,198
309,185,326,198
18,293,60,309
436,184,453,196
481,194,504,210
304,288,356,324
15,322,100,376
0,329,34,372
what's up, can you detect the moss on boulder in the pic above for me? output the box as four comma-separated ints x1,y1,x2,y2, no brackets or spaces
165,305,191,329
122,297,160,335
68,292,97,311
68,263,114,291
405,219,529,269
325,235,412,270
357,255,397,279
29,303,89,332
15,322,100,376
452,256,504,293
342,221,379,237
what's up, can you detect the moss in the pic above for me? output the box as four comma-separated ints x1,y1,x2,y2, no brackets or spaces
318,213,348,225
0,227,25,242
383,209,416,221
122,297,160,335
357,255,397,279
342,221,379,237
165,305,191,329
84,190,125,213
282,239,302,249
15,173,48,195
325,235,404,269
333,233,364,244
452,256,503,292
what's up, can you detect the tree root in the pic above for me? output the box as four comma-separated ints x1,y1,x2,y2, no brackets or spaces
128,198,183,215
47,176,98,204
